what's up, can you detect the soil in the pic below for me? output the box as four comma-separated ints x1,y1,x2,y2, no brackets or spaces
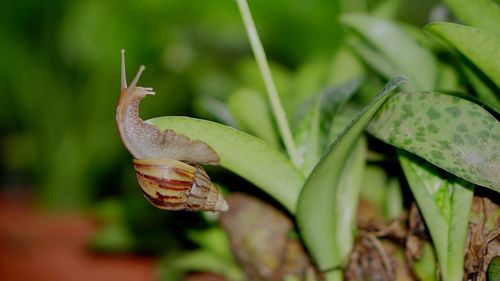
0,190,156,281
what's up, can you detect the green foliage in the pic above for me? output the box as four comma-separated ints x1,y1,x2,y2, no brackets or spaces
340,13,437,90
296,77,407,280
400,153,474,281
367,91,500,192
3,0,499,280
425,23,500,90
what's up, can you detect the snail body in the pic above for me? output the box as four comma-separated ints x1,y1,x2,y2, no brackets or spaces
117,50,228,212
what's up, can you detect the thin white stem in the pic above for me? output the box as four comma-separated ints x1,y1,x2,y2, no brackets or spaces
236,0,299,166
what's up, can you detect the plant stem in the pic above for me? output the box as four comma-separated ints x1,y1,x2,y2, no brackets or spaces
235,0,299,166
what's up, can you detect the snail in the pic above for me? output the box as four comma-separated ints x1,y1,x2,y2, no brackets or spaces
116,49,228,212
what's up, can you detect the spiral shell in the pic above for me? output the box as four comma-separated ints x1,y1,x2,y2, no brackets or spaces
133,158,228,212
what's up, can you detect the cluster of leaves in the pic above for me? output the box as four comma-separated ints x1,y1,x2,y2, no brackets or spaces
148,0,499,280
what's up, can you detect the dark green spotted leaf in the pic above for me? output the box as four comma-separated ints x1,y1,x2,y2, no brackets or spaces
367,91,500,192
293,79,363,175
297,77,407,280
400,152,474,281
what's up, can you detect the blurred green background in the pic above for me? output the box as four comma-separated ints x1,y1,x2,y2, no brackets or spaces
0,0,438,255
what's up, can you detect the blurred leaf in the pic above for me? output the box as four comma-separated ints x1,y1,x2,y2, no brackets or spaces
442,0,500,34
158,250,244,281
489,256,500,281
413,242,437,281
425,23,500,89
297,77,407,280
289,57,330,110
228,88,279,147
461,62,500,111
400,152,474,281
360,166,403,219
360,166,387,216
148,117,304,213
326,46,365,86
367,91,500,192
194,96,237,127
90,224,135,253
437,63,462,92
341,13,437,90
90,199,135,252
386,177,404,219
187,227,233,261
372,0,402,19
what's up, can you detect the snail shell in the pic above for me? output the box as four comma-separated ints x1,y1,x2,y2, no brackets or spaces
117,50,228,212
133,158,228,212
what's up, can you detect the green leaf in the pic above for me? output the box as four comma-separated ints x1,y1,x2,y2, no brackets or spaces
442,0,500,34
294,96,321,175
360,166,404,219
399,152,474,281
157,250,244,281
367,91,500,192
326,46,365,86
187,227,233,261
372,0,402,19
341,13,437,90
489,256,500,281
293,79,363,175
425,22,500,89
227,88,279,147
461,61,500,111
296,77,407,280
147,117,304,213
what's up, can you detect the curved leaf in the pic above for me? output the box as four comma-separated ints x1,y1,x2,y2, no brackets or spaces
147,116,304,213
341,13,437,90
442,0,500,34
400,152,474,281
367,91,500,192
425,22,500,88
296,76,407,279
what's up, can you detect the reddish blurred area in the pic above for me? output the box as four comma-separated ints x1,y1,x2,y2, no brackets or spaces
0,191,155,281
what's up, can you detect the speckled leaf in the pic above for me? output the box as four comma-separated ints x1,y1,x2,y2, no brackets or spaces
297,77,407,280
425,23,500,89
293,79,363,175
148,117,304,213
294,97,321,175
341,13,437,90
400,152,474,281
442,0,500,34
367,91,500,192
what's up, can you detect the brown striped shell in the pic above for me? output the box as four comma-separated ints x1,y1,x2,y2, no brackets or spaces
117,50,227,212
133,158,228,212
